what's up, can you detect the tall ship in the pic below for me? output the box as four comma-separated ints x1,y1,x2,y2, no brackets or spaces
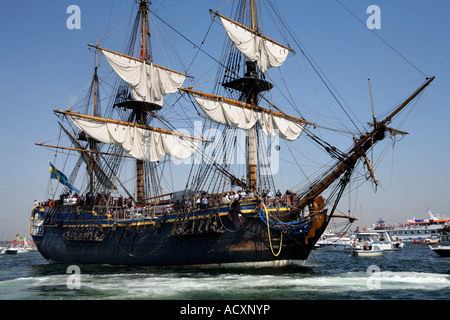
30,0,434,267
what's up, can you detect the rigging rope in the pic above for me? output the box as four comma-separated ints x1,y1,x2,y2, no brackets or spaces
149,9,236,77
265,0,363,135
262,202,283,257
335,0,428,78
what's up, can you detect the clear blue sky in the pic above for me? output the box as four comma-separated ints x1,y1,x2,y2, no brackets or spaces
0,0,449,240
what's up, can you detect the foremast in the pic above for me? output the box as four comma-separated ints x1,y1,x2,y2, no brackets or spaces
89,39,101,194
50,0,196,206
239,0,257,191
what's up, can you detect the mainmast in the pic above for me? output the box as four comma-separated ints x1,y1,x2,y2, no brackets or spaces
118,0,151,206
135,0,150,206
247,0,258,192
250,0,256,31
219,0,273,192
180,1,295,194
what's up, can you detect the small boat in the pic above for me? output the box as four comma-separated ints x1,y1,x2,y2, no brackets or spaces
350,232,397,251
351,245,383,257
4,247,32,254
4,235,34,254
315,233,352,252
429,245,450,257
390,235,405,249
429,225,450,257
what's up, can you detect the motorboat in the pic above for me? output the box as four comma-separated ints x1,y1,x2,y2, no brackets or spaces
429,245,450,257
389,235,405,249
4,247,32,254
4,235,35,254
315,233,353,252
429,225,450,257
351,245,383,257
350,232,397,251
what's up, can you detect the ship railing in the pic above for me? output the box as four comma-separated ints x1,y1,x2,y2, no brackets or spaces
106,204,174,222
38,195,136,209
36,195,295,222
38,194,294,210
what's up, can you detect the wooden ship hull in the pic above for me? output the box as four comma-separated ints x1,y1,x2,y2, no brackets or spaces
31,198,326,267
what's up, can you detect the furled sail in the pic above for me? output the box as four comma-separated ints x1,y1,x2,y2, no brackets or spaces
218,16,290,73
67,114,199,162
59,123,117,190
191,93,304,141
101,49,186,106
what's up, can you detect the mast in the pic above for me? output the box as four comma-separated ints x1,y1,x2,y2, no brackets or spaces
93,37,99,117
136,0,150,206
250,0,256,31
181,1,295,193
89,0,189,204
247,0,257,191
89,38,100,194
219,0,275,192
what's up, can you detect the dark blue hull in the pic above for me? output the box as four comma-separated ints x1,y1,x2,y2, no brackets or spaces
31,200,326,267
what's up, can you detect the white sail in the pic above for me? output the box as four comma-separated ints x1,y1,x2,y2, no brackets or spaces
192,94,304,141
220,17,289,73
102,50,186,106
68,115,199,162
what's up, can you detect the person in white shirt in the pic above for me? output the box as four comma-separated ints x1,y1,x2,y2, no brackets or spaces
201,196,209,209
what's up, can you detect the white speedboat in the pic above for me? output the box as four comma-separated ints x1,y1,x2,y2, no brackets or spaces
350,232,397,252
4,235,35,254
4,247,32,254
351,245,383,257
315,234,353,252
389,235,405,249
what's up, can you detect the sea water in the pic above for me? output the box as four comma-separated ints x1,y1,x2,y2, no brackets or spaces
0,244,448,300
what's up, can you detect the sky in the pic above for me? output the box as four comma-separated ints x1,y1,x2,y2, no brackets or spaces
0,0,449,240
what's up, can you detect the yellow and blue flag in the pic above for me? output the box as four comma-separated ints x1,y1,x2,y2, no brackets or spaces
49,161,79,192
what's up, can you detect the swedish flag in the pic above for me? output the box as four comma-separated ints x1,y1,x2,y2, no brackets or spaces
49,161,79,192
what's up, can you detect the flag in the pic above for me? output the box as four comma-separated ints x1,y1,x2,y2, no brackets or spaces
49,161,79,192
